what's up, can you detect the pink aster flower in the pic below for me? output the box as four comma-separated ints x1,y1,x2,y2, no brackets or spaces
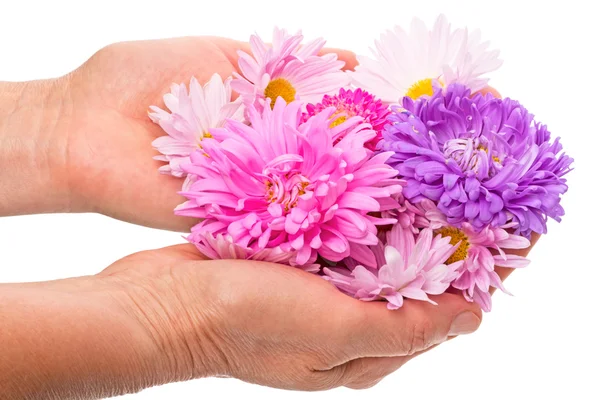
303,88,391,151
149,73,244,177
323,225,462,309
176,97,403,268
231,27,350,112
190,230,321,271
397,199,531,311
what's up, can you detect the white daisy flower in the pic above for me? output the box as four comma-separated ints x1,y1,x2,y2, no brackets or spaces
351,15,502,103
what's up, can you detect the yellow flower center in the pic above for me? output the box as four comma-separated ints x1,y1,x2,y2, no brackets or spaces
329,115,347,128
438,227,470,264
264,78,296,107
197,132,213,151
265,175,309,212
406,78,435,100
478,144,501,164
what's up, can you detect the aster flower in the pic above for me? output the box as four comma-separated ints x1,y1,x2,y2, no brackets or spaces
190,230,319,271
406,201,531,311
176,97,403,268
149,73,244,177
380,83,573,237
303,88,390,150
323,225,462,309
351,15,502,103
231,27,350,112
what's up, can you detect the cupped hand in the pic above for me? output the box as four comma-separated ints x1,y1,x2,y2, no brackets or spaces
99,244,482,391
53,37,356,231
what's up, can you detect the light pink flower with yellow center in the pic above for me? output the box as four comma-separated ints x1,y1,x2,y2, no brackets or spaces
149,73,244,177
395,199,531,311
231,27,350,112
323,224,462,309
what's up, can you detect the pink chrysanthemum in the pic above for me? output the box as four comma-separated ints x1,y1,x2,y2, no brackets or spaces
303,88,391,151
231,27,350,112
149,73,244,177
323,225,462,309
391,199,531,311
176,98,404,268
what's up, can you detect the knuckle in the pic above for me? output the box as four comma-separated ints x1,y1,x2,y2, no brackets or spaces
93,42,123,60
404,321,434,355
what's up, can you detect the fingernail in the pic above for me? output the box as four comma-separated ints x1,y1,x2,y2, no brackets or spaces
449,312,481,336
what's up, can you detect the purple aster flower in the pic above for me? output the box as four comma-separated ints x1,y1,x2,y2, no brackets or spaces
303,88,390,150
379,83,573,237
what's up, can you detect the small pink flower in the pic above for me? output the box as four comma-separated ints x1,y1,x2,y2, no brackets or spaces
231,27,350,112
149,74,244,177
177,97,404,268
324,225,462,309
191,231,319,272
303,88,391,151
394,199,531,311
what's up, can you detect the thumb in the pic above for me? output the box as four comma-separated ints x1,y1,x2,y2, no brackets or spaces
320,47,358,71
476,86,502,98
346,293,482,358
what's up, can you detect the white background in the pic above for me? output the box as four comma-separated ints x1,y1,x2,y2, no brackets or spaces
1,0,598,398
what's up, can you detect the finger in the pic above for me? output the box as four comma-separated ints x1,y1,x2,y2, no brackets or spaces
476,86,501,98
341,345,435,390
312,354,410,391
341,356,409,390
342,292,482,359
320,47,358,71
215,37,358,72
323,342,445,390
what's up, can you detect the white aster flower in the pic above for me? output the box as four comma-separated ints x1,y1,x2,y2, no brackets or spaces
351,15,502,103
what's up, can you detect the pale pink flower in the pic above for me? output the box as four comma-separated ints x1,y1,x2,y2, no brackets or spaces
176,98,403,268
231,27,350,112
399,200,531,311
149,73,244,177
324,225,462,309
191,231,319,272
351,15,502,103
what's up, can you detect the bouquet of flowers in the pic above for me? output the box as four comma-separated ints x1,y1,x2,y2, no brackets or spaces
148,15,573,312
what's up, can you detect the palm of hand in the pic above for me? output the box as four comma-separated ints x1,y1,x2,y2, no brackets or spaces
99,244,369,388
64,37,249,231
99,243,481,390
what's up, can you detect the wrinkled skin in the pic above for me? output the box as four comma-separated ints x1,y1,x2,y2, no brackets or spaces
96,242,483,392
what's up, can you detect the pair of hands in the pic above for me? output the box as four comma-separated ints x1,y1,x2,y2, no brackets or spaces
0,37,534,398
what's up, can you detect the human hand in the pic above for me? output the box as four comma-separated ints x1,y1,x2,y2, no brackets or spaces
1,244,482,398
100,244,483,391
0,37,355,230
